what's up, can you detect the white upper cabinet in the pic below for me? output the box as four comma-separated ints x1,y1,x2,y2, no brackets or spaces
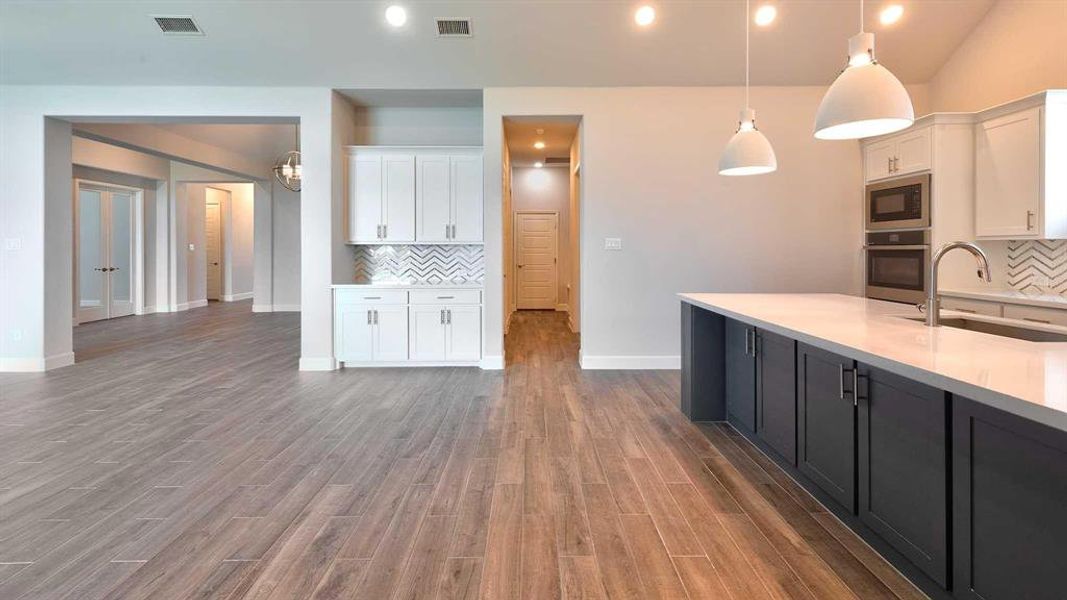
349,146,483,245
975,93,1067,240
864,126,932,182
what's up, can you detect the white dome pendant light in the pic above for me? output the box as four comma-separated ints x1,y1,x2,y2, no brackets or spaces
719,0,777,176
814,0,914,140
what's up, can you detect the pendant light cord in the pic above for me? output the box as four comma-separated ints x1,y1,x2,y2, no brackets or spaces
745,0,750,108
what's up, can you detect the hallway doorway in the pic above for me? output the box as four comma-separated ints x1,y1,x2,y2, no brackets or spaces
75,180,142,323
502,116,583,365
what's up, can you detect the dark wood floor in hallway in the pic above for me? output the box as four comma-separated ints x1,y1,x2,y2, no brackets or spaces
0,303,925,599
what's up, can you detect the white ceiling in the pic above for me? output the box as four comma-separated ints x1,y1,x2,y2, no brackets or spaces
0,1,994,87
505,117,580,167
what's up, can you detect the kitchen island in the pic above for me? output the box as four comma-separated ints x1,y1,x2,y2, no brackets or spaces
679,293,1067,600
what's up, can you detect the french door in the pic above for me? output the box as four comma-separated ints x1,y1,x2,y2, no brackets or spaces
77,183,137,323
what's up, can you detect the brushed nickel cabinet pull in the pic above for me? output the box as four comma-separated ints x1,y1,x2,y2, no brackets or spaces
373,310,379,324
367,310,372,324
447,309,452,324
440,309,445,324
1026,210,1036,230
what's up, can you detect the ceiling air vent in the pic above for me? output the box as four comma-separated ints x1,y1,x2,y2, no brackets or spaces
153,15,204,36
435,18,473,37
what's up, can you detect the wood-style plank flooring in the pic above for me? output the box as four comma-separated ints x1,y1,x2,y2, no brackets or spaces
0,302,926,599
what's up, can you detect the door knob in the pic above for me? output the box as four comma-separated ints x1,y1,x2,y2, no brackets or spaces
212,262,219,266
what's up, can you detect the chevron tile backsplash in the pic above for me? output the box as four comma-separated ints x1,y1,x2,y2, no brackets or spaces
1007,240,1067,296
353,245,485,285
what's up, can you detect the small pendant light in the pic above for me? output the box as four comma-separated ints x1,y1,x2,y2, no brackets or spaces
273,124,302,192
814,0,914,140
719,0,777,176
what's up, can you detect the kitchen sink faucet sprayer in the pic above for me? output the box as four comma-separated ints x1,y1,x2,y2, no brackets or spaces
924,242,992,327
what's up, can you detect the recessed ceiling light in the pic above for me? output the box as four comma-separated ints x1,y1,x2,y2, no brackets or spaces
754,4,777,26
880,4,904,25
533,141,545,150
534,162,544,168
385,5,407,27
634,5,656,27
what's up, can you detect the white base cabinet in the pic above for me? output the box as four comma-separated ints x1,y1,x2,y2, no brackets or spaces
333,287,482,366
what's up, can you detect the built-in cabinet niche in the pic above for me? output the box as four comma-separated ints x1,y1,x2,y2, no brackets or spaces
346,146,484,245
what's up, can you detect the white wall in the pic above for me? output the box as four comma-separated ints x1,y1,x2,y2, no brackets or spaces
272,183,302,310
352,106,483,147
928,0,1067,112
211,183,255,300
484,87,864,368
569,124,582,334
512,166,571,308
0,86,337,372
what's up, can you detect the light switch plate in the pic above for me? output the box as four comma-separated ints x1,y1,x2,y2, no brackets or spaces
3,237,21,251
604,237,622,251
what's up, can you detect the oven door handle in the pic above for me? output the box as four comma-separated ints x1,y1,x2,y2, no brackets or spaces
864,245,930,251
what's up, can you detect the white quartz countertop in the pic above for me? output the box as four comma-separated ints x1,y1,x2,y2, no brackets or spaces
940,288,1067,310
332,282,484,290
679,293,1067,432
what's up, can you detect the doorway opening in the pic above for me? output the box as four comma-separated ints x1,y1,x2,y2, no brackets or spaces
502,116,582,363
74,180,144,323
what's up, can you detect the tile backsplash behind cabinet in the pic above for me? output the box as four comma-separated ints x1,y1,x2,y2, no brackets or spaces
1007,240,1067,296
353,245,485,285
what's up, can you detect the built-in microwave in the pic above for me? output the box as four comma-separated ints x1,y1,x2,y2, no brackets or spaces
865,230,929,304
865,174,930,231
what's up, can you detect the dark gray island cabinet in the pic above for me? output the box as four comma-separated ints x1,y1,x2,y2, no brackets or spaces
679,301,1067,600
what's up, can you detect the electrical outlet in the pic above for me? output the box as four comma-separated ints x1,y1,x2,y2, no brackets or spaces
604,237,622,251
3,237,21,251
9,328,22,342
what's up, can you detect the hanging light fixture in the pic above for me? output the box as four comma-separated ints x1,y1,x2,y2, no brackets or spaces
273,124,302,192
719,0,777,176
813,0,913,140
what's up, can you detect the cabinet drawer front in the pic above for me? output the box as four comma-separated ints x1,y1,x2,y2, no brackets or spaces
335,289,408,305
1002,303,1067,327
409,289,481,305
941,297,1003,317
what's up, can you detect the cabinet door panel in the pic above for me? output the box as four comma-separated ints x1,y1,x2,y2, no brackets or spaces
409,305,447,361
446,306,481,361
864,140,896,182
894,127,931,175
953,397,1067,600
858,365,948,586
373,306,409,362
797,343,855,512
337,305,374,362
975,107,1041,238
724,319,756,433
756,329,797,465
451,154,483,242
349,155,383,243
382,154,416,242
416,155,452,243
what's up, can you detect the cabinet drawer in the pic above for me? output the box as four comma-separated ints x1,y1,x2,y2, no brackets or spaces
409,289,481,305
941,297,1003,317
1002,304,1067,327
335,289,408,305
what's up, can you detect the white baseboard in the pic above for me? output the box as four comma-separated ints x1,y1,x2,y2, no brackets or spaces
252,304,272,313
479,355,505,370
222,292,254,302
1,351,75,372
272,304,301,312
579,355,681,370
176,299,208,311
299,356,338,371
341,360,482,368
555,304,569,312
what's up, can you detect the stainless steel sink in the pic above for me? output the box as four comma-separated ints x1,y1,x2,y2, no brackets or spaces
899,316,1067,342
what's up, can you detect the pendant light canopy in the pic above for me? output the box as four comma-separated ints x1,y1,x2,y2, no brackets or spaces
814,2,914,140
273,124,302,192
719,0,777,176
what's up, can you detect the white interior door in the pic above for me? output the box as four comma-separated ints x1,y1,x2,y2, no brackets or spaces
205,199,223,301
107,190,136,318
515,212,558,310
77,186,108,323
